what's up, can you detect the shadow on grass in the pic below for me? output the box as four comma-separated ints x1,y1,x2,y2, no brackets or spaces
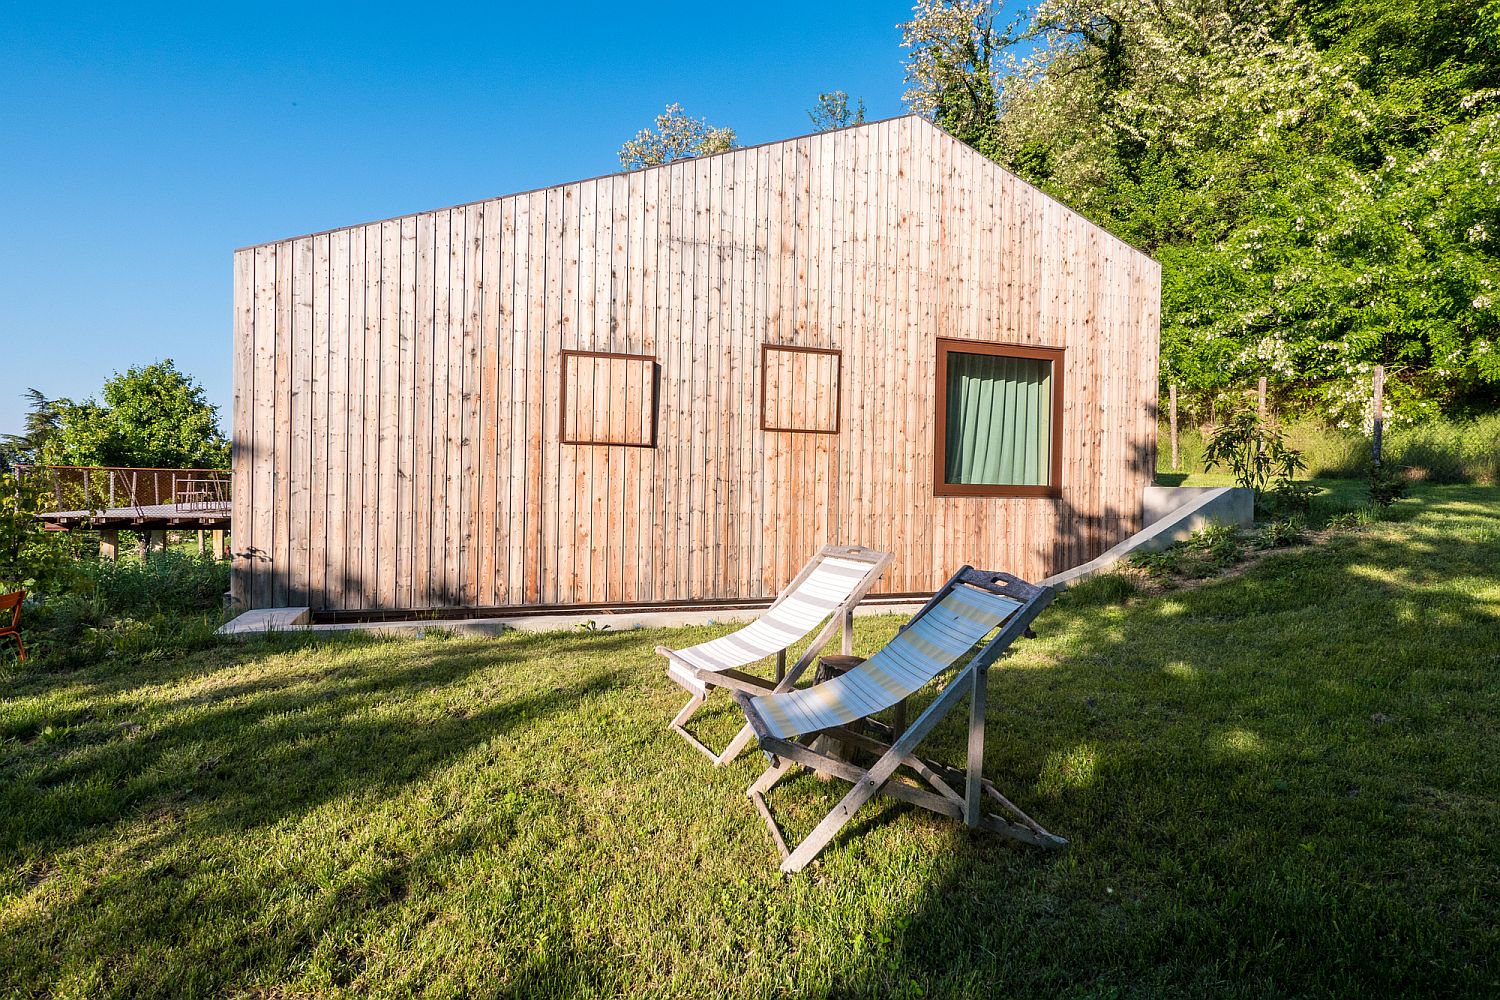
821,485,1500,997
2,487,1497,996
0,627,645,996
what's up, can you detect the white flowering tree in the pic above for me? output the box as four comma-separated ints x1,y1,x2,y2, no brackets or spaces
900,0,1014,156
618,104,736,170
900,0,1500,421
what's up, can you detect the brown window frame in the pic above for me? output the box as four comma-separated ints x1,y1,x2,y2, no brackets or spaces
933,338,1064,499
559,349,660,448
759,343,843,435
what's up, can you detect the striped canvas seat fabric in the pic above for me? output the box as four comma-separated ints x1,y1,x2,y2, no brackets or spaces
666,556,878,692
750,582,1022,739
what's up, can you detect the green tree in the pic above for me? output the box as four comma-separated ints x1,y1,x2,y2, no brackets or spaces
618,103,736,169
902,0,1500,421
808,91,867,131
900,0,1014,157
44,361,229,469
0,389,65,470
0,469,83,594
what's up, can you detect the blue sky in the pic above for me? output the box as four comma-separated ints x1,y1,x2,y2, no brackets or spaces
0,1,922,438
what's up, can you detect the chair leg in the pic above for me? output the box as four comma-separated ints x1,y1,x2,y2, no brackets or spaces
671,690,759,766
746,755,800,861
778,758,890,874
777,667,975,873
670,690,705,730
716,722,758,766
980,779,1065,844
965,665,987,827
669,692,722,762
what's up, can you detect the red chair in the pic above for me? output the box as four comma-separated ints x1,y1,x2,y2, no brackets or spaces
0,591,24,661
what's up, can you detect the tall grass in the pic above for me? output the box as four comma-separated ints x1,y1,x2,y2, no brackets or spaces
1160,413,1500,484
80,549,230,614
5,551,229,670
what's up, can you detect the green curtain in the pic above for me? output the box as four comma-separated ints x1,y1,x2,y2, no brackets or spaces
944,353,1052,487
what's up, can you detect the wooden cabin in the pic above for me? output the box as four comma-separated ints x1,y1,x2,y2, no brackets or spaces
230,115,1160,614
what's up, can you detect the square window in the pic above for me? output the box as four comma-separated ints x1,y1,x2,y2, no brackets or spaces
560,350,658,447
934,339,1063,498
760,344,841,434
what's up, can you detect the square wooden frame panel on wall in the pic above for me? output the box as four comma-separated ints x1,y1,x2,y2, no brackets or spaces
760,344,842,435
933,338,1065,499
560,349,660,448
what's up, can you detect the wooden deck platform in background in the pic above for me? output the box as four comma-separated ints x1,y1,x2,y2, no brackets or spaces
38,503,232,531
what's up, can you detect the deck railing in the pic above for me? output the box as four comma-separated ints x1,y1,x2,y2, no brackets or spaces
14,465,233,518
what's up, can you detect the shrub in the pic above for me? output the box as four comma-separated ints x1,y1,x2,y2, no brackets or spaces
1188,520,1245,569
1125,521,1245,581
0,549,230,670
1127,548,1182,578
8,591,226,670
0,471,86,595
1203,408,1303,494
1259,479,1319,518
1253,515,1308,549
1327,506,1379,530
1367,462,1410,507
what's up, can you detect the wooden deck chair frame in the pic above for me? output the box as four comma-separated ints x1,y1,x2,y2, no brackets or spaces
733,567,1065,873
0,590,25,662
657,545,893,766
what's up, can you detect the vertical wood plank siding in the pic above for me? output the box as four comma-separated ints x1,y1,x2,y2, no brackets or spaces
230,117,1160,611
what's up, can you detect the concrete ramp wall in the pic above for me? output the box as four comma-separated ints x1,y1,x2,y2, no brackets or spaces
1042,486,1254,590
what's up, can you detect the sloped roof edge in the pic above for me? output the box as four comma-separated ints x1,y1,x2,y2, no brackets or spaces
236,113,1154,266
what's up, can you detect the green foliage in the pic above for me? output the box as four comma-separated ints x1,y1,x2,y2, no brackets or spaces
1326,506,1378,529
1262,478,1320,518
1386,413,1500,483
0,469,230,666
1253,514,1309,549
1202,406,1305,493
808,91,867,131
900,1,1016,158
1284,420,1372,478
1367,461,1410,506
15,592,225,669
906,0,1500,418
43,360,229,469
1127,519,1246,580
618,103,736,169
83,550,230,616
0,389,64,470
6,551,229,669
0,471,84,596
1126,546,1183,578
1188,519,1246,569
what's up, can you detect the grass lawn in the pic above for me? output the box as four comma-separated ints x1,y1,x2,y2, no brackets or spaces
2,483,1498,997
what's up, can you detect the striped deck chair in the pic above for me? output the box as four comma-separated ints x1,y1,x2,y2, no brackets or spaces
733,566,1065,873
658,545,892,766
